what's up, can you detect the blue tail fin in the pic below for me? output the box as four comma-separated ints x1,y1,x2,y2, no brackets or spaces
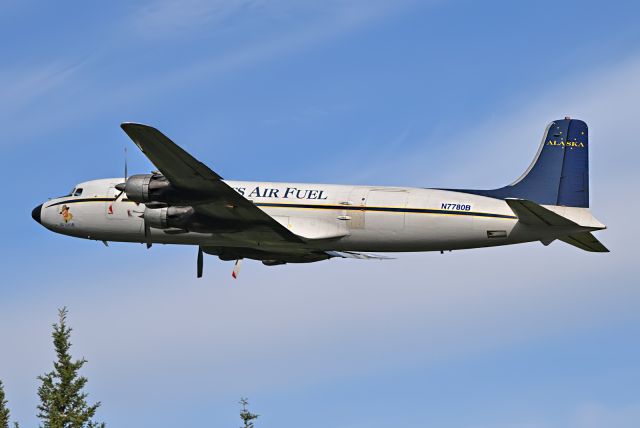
463,118,589,207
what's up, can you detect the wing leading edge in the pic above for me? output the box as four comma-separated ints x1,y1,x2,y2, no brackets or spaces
120,123,303,244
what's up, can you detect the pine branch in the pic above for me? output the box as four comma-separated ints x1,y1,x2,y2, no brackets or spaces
239,398,259,428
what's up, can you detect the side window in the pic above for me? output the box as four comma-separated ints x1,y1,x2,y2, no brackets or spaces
73,188,83,197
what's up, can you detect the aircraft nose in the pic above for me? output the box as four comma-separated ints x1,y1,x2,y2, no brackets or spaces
32,203,43,224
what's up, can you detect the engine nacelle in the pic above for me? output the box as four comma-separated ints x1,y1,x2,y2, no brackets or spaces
144,206,195,230
121,173,209,205
122,173,175,204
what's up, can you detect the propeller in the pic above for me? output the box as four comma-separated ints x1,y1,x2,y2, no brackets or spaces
114,147,128,199
197,246,204,278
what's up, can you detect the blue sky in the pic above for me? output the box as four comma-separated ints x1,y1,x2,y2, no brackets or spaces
1,0,640,426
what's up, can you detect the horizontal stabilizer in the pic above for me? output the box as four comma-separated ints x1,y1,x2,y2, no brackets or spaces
326,251,395,260
505,198,576,227
560,232,609,252
506,199,608,252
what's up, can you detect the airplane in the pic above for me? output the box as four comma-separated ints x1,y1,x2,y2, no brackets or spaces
32,117,607,278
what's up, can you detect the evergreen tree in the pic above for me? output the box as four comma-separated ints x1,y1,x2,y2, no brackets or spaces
239,398,258,428
37,308,104,428
0,380,18,428
0,380,10,428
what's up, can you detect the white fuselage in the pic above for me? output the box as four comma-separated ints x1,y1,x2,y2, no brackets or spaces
37,177,593,254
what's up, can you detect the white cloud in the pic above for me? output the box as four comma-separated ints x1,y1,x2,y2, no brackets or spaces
131,0,266,38
0,0,419,147
0,61,84,119
134,0,417,86
130,0,411,40
568,401,640,428
384,54,640,191
473,401,640,428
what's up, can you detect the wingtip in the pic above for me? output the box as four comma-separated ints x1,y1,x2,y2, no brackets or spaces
121,122,147,130
120,122,165,140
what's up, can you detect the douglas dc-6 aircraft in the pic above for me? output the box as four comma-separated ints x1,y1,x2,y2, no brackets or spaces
32,117,607,278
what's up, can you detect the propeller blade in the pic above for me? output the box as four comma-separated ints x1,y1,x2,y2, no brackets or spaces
197,247,203,278
112,148,128,201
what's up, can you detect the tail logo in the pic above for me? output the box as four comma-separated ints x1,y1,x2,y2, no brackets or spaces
546,140,585,149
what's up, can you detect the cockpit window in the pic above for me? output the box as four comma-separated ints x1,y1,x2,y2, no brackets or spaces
73,188,83,196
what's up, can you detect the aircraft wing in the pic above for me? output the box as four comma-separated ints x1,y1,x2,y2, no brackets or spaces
120,123,304,243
